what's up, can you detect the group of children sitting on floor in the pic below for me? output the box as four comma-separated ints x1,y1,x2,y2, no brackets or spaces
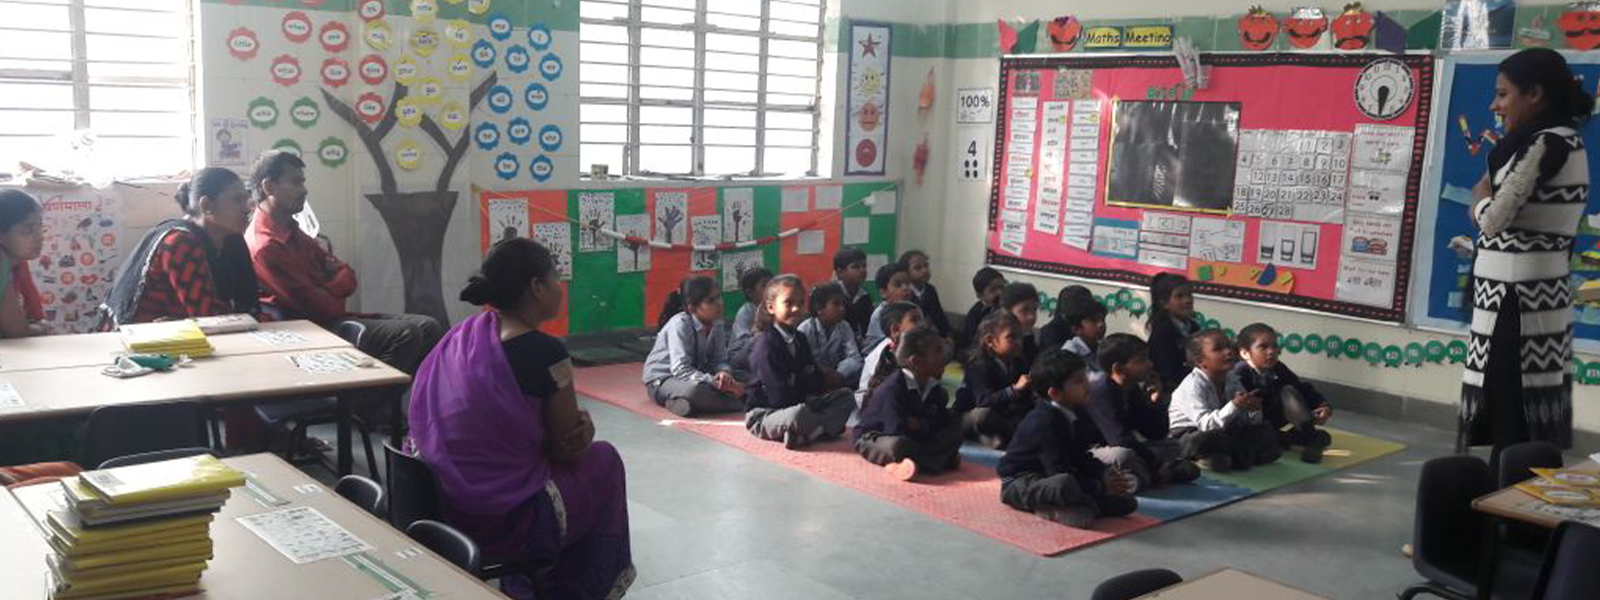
639,250,1336,527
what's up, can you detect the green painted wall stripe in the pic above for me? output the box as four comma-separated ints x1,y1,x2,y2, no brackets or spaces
200,0,579,32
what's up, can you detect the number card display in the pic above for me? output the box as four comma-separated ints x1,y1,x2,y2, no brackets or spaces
987,53,1433,322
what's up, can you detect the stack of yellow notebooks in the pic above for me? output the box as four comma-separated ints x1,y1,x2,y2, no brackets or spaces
1514,467,1600,507
118,320,215,358
12,454,245,600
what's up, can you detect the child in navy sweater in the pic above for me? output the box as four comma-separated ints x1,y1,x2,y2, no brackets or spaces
745,275,855,449
998,350,1138,528
1227,324,1334,463
643,276,746,416
831,247,873,341
1038,285,1092,351
863,261,914,350
728,267,773,376
1086,334,1200,489
958,267,1006,353
857,301,924,406
1056,292,1109,379
1147,273,1201,393
1167,330,1281,472
959,311,1035,449
854,326,963,480
900,250,952,339
998,282,1042,367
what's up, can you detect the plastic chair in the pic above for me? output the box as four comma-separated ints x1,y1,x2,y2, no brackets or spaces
1498,441,1564,553
1091,568,1183,600
407,520,482,573
81,401,210,470
1399,455,1540,600
254,321,379,479
1531,521,1600,600
97,447,217,470
335,474,385,518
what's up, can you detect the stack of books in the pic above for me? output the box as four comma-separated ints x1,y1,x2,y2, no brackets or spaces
118,320,215,358
192,314,260,335
1515,467,1600,507
12,454,246,599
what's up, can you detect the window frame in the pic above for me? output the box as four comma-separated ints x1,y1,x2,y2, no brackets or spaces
579,0,825,179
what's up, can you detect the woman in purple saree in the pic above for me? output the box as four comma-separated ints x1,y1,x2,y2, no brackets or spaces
409,238,633,600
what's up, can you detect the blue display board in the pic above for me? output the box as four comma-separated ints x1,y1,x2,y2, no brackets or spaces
1412,52,1600,352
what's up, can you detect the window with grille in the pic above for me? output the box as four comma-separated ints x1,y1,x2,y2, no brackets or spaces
0,0,195,179
580,0,824,178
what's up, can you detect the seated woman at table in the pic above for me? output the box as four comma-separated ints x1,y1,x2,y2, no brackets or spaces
0,190,47,337
409,238,633,600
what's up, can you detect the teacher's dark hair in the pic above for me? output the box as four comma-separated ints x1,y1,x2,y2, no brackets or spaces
460,237,555,310
0,189,41,232
174,167,243,216
1500,47,1596,124
248,150,306,201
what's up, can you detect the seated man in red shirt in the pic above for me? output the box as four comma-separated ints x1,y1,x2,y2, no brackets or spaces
245,151,444,426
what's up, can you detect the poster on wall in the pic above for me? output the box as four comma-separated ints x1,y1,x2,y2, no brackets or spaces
208,118,249,166
845,22,891,176
34,188,120,334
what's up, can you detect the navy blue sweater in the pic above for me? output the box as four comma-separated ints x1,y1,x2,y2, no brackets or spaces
855,369,954,441
957,354,1033,416
958,301,997,353
1085,376,1169,468
745,325,825,410
997,401,1106,497
911,283,952,338
1148,316,1201,393
1225,361,1327,429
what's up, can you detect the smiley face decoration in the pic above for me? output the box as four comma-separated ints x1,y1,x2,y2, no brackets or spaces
1237,6,1279,51
1331,3,1374,51
1048,16,1083,52
1560,2,1600,51
1284,7,1328,49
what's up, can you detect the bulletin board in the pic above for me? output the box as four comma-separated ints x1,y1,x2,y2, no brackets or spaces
1412,52,1600,352
480,182,901,336
986,53,1435,323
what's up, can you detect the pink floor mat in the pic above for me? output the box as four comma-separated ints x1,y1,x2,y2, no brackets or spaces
576,363,1159,556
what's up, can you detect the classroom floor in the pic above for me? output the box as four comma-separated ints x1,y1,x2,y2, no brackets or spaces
311,396,1447,600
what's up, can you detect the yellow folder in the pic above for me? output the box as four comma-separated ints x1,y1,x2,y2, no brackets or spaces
77,454,245,506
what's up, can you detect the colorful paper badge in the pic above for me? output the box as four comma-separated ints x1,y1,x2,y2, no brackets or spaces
411,0,439,23
271,55,302,86
475,122,501,151
538,124,563,152
411,27,441,57
472,40,497,68
395,98,424,127
414,77,444,104
364,20,394,51
355,92,386,124
1343,338,1364,360
1324,335,1344,358
359,54,389,85
529,155,554,182
1446,340,1469,364
524,82,549,110
1115,289,1134,305
468,0,491,15
358,0,385,22
494,152,520,180
248,97,279,129
1379,344,1400,367
1284,333,1305,354
1425,340,1447,363
445,20,473,48
439,101,468,131
320,57,351,88
395,140,423,170
272,138,303,157
539,54,564,81
1304,334,1325,355
1126,297,1147,317
487,85,513,114
1404,342,1424,366
504,46,530,74
317,137,348,168
282,11,313,44
1204,318,1221,331
290,96,321,128
507,117,532,145
394,56,421,85
488,13,513,41
320,21,351,53
447,54,473,82
228,27,260,61
1583,361,1600,385
527,23,553,51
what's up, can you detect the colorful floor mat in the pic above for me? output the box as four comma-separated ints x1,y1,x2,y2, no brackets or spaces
579,363,1405,556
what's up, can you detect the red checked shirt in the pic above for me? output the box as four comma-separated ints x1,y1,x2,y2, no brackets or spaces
245,206,357,324
129,228,237,323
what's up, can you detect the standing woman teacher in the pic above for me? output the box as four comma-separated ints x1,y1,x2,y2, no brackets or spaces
1462,48,1592,463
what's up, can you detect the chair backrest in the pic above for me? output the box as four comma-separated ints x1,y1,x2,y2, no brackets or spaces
335,320,366,346
1499,441,1563,488
335,475,386,518
1091,568,1183,600
406,520,481,573
97,447,217,470
1413,455,1495,575
1533,521,1600,600
82,401,209,470
383,440,442,530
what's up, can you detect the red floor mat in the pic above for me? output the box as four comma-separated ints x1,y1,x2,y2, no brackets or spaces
576,363,1159,556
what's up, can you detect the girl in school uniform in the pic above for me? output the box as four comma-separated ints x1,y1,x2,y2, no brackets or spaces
998,282,1042,367
799,283,864,385
642,276,746,417
0,190,47,337
1038,285,1093,351
727,267,773,376
744,275,855,449
958,312,1036,449
854,326,963,481
900,250,952,338
1146,273,1201,393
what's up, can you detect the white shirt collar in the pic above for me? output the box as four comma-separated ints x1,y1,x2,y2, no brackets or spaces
775,324,797,345
1049,400,1077,422
900,368,937,402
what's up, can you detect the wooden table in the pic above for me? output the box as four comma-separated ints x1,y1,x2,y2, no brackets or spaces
0,453,507,599
1134,568,1332,599
1473,460,1600,529
0,320,353,373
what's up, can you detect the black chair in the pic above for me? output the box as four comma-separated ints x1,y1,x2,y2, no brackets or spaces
98,447,218,470
407,520,482,572
335,474,385,518
255,321,379,479
1400,455,1540,600
1498,441,1564,553
1091,568,1182,600
81,401,209,470
1531,521,1600,600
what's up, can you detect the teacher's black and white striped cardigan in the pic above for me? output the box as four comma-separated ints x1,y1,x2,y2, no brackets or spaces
1461,125,1587,450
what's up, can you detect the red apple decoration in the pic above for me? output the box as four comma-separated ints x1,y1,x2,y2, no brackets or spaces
1048,16,1083,52
1284,10,1328,49
1561,8,1600,51
1331,3,1374,50
1237,6,1279,51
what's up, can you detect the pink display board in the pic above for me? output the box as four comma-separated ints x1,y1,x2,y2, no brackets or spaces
987,54,1434,322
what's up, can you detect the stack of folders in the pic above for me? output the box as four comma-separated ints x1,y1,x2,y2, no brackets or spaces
192,314,259,335
12,454,245,599
1515,467,1600,507
118,320,215,358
